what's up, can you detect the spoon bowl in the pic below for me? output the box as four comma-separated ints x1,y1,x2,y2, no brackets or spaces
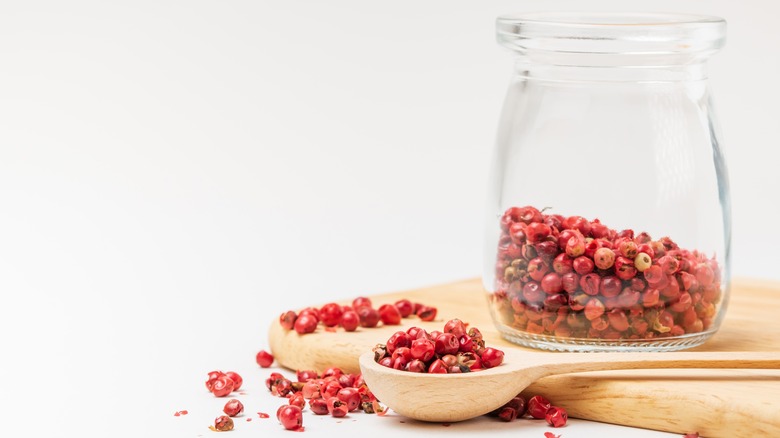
359,349,780,422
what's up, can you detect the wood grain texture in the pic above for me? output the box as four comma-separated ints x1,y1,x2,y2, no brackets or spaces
268,277,780,437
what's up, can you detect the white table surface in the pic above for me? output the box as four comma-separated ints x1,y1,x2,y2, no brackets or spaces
2,1,778,437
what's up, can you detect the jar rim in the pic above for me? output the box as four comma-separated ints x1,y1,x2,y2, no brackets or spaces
497,12,726,57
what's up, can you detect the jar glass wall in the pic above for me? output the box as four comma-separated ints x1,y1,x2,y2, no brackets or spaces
484,13,730,352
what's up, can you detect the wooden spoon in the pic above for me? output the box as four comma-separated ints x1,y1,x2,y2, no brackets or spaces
358,349,780,422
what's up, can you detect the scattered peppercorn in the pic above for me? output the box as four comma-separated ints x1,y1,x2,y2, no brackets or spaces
545,406,568,427
205,371,242,397
211,415,234,431
278,298,438,335
210,375,234,397
489,393,567,428
256,350,274,368
277,405,303,430
527,395,552,419
223,399,244,417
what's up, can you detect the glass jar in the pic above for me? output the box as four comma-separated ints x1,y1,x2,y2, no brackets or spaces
484,13,730,352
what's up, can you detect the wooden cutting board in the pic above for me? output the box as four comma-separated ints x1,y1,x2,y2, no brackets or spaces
268,277,780,437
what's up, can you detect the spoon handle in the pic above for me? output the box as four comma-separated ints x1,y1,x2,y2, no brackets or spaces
527,351,780,379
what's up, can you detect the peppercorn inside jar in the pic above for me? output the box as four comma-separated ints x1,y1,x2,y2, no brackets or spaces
488,206,724,350
484,13,729,352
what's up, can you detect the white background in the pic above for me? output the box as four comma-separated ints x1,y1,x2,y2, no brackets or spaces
0,1,777,437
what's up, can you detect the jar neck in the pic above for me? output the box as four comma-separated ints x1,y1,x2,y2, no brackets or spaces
497,13,725,83
511,54,712,83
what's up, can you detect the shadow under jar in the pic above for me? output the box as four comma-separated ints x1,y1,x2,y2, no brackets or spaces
484,13,730,352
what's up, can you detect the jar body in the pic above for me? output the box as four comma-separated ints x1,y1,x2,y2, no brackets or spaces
485,14,730,352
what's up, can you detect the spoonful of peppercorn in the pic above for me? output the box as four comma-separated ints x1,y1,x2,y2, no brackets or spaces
358,348,780,422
